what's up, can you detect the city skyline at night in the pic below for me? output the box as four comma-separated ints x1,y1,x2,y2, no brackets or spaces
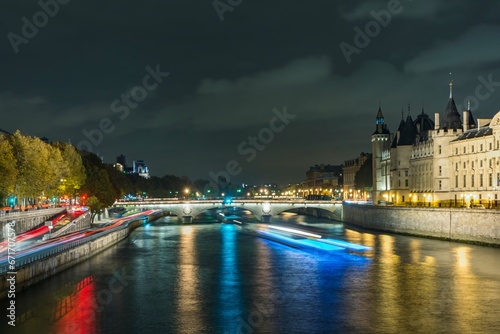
1,1,500,184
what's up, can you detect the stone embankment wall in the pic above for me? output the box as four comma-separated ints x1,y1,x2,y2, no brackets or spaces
0,211,164,299
0,208,66,240
342,203,500,246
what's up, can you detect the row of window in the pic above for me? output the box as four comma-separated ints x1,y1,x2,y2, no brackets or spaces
455,173,499,188
452,141,500,155
454,159,497,170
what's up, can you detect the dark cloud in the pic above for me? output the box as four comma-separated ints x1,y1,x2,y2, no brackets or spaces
1,1,500,184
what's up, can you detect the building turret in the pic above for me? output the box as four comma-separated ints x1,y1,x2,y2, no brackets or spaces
371,105,391,203
441,81,462,130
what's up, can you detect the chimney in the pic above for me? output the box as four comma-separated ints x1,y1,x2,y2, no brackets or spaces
434,113,440,130
463,111,469,131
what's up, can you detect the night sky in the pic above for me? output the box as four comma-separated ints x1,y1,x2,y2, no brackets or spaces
1,1,500,185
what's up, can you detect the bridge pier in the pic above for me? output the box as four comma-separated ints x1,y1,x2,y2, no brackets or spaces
182,216,193,224
261,215,272,223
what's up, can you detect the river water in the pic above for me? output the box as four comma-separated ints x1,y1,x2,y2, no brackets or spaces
2,211,500,333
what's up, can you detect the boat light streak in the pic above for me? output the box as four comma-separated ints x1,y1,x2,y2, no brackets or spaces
267,225,321,239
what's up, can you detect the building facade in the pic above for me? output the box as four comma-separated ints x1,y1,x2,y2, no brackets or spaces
372,82,500,207
302,164,343,198
343,152,371,199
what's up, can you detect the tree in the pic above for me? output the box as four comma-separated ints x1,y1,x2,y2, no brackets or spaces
104,164,134,198
52,142,86,200
8,131,52,204
45,144,65,198
0,138,17,201
86,196,104,223
80,152,116,209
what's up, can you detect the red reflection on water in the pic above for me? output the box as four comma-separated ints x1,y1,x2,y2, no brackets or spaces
53,276,98,334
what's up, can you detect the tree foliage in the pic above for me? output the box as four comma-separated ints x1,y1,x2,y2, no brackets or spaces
0,138,17,198
80,152,117,209
8,131,53,203
1,131,87,206
86,195,104,223
52,142,86,197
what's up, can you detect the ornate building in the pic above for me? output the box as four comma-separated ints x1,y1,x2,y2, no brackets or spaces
372,82,500,207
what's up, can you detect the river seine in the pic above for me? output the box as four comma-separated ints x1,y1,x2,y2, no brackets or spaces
2,211,500,333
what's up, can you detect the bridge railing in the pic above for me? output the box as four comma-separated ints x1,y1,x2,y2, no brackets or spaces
0,212,150,275
115,199,341,205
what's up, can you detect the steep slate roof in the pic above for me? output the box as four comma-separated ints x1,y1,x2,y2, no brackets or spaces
441,82,462,130
452,126,493,142
398,114,417,145
414,108,435,133
391,112,406,148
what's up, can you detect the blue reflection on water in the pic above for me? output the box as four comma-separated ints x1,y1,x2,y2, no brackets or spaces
256,235,372,333
217,224,243,332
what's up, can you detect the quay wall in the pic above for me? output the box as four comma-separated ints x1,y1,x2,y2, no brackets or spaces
342,203,500,246
0,211,164,299
0,208,66,240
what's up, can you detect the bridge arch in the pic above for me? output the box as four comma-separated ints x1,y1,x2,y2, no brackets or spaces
114,200,342,223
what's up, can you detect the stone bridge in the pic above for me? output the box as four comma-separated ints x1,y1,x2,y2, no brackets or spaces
115,199,342,223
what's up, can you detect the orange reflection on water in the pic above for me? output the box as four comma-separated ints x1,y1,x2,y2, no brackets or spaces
376,234,400,330
176,226,203,332
455,246,470,269
409,239,421,264
452,246,481,333
344,229,376,257
52,276,98,334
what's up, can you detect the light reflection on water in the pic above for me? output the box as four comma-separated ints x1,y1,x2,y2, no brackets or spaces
218,224,243,333
2,212,500,333
176,225,204,333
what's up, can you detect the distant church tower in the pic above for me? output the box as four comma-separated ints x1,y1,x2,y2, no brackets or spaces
371,106,391,203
